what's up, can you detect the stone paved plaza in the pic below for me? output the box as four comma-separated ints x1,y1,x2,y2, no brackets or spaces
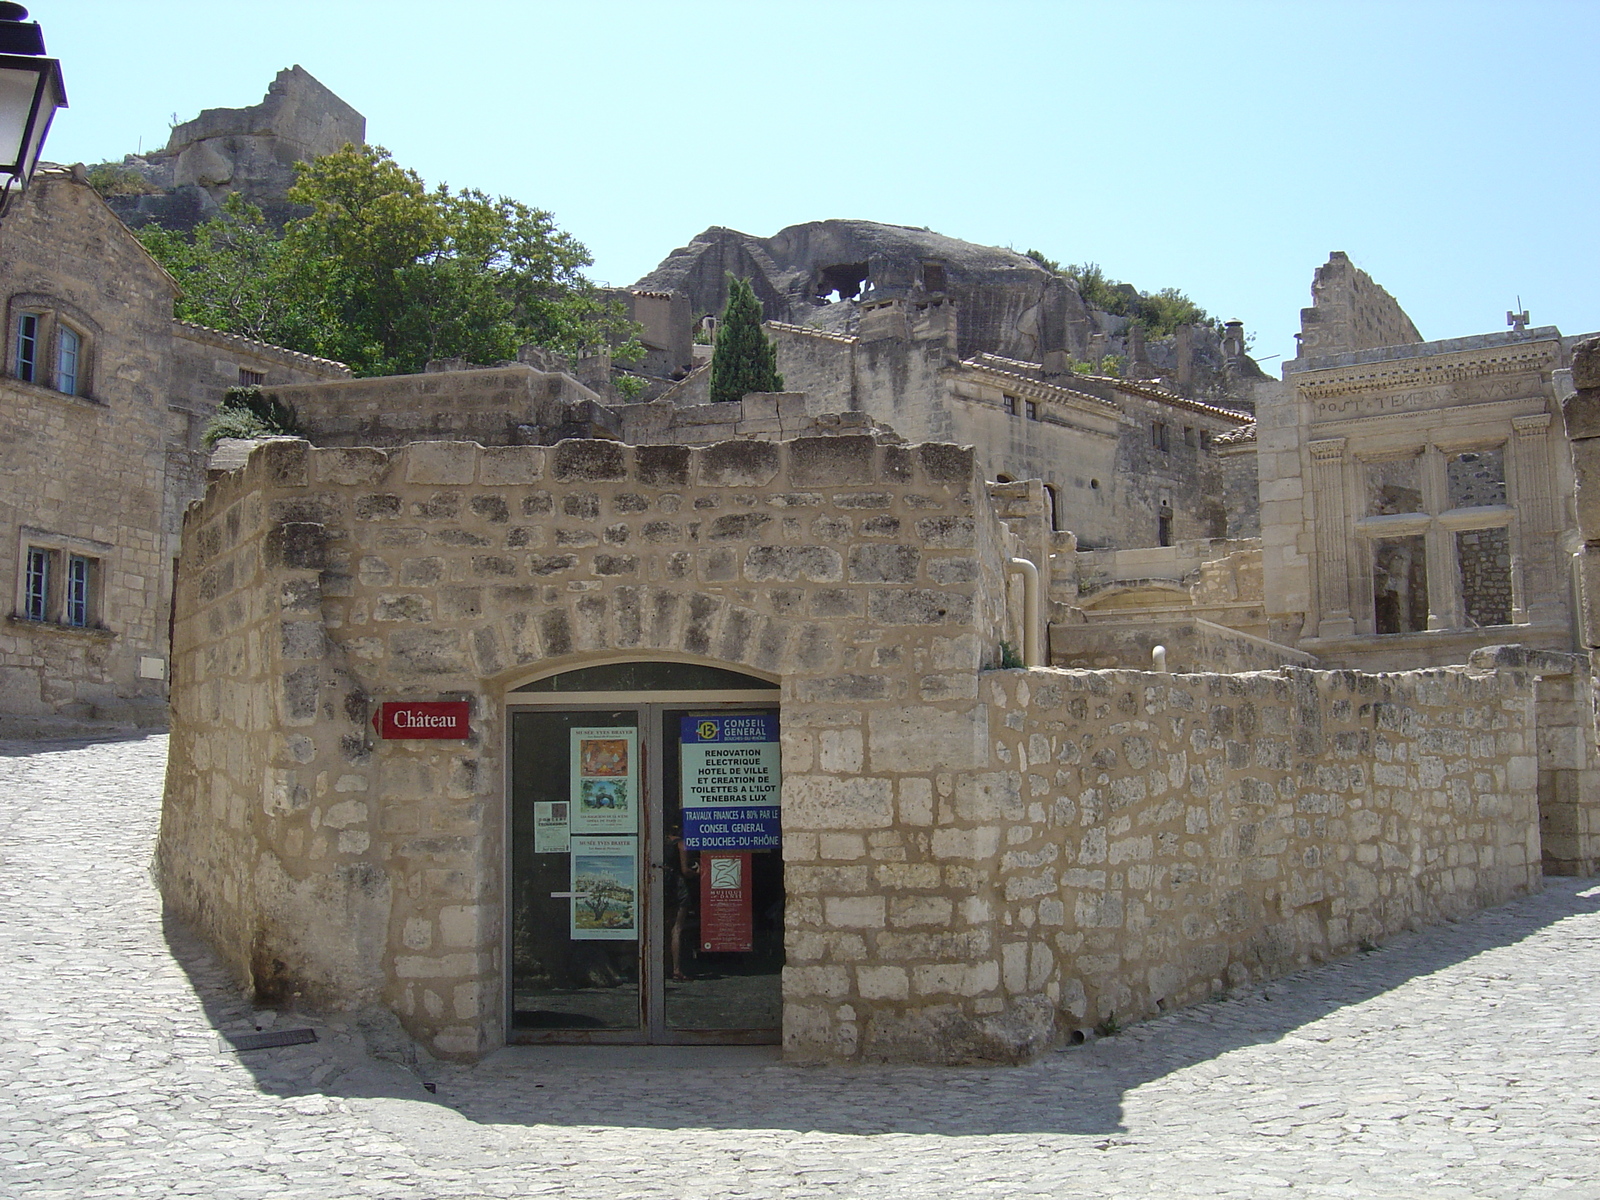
3,734,1600,1199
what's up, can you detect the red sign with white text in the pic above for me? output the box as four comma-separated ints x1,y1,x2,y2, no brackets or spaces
374,701,471,740
700,852,754,952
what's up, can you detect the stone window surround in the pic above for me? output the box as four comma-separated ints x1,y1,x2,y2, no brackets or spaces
12,526,111,630
5,293,98,399
1349,441,1520,635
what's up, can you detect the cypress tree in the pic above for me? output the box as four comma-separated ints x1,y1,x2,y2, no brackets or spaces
709,275,784,405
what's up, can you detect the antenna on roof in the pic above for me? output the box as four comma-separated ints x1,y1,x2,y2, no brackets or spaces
1507,297,1529,333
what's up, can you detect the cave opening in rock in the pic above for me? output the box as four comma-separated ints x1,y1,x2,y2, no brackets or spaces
815,262,870,302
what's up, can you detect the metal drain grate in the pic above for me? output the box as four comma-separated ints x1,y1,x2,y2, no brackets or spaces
226,1027,318,1052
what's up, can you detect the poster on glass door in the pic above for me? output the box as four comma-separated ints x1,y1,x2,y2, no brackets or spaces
569,835,638,940
569,727,638,835
680,714,781,849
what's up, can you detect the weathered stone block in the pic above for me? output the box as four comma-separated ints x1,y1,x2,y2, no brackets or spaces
825,896,886,928
868,706,987,771
256,438,310,488
848,544,920,583
784,776,893,830
264,521,325,570
478,446,544,485
916,442,974,485
745,545,843,583
313,447,389,486
867,589,971,624
403,442,479,485
787,436,875,486
699,440,780,487
552,440,626,482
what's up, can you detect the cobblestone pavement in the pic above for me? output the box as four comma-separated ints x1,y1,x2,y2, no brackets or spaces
4,734,1600,1199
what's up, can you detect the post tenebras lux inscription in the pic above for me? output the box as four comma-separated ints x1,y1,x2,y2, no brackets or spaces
374,700,471,739
1312,374,1533,419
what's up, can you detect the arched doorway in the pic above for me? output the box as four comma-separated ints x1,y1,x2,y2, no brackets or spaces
504,658,783,1044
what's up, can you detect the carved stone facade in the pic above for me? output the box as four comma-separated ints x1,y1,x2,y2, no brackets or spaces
1260,328,1576,669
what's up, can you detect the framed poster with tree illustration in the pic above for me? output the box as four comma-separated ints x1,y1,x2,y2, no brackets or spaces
569,727,637,835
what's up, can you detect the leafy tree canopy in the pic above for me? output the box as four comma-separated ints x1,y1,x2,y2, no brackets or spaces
1023,251,1217,338
709,275,783,406
141,144,640,378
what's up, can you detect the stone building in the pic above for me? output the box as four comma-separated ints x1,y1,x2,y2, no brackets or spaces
156,358,1560,1064
0,167,346,732
647,305,1252,552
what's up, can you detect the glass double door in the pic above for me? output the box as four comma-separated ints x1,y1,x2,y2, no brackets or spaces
508,703,783,1043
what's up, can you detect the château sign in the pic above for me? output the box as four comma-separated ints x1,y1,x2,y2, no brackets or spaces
373,701,471,740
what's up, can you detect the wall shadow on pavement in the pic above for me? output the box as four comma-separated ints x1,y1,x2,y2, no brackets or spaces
161,878,1600,1139
427,879,1600,1138
0,730,164,758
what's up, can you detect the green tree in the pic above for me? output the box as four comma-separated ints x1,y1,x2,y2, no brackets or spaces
709,275,783,406
140,144,639,378
139,194,315,348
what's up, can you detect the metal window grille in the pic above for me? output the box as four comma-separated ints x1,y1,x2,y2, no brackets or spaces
57,327,78,395
238,368,265,386
25,547,50,620
65,554,90,626
16,312,38,382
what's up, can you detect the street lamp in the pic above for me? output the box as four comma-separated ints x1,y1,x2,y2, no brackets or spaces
0,2,64,214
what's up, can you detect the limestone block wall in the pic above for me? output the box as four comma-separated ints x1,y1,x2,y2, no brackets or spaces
1049,618,1315,673
1294,251,1423,361
1555,335,1600,874
1003,667,1538,1027
266,367,604,448
783,664,1541,1062
161,432,1015,1059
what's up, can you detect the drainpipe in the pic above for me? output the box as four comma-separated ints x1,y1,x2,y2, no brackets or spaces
1007,557,1042,667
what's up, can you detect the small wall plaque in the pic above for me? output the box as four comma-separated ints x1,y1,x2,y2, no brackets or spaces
373,700,470,740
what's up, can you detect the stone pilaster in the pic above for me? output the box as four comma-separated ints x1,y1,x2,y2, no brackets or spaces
1512,414,1555,623
1309,438,1354,637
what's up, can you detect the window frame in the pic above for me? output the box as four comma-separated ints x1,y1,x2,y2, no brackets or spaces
1353,441,1517,635
15,310,39,383
56,323,81,396
7,297,97,398
15,531,108,630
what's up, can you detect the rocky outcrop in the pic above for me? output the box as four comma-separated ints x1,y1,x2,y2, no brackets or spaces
93,66,364,232
633,219,1095,365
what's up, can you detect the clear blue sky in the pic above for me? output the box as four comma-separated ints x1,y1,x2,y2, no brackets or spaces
39,0,1600,365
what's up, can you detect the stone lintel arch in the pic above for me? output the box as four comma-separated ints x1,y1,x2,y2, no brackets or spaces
475,584,833,703
497,648,781,697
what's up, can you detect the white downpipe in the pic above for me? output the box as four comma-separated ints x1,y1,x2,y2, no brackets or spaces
1007,557,1042,668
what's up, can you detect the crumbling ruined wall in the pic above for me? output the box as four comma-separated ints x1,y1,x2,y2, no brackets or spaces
1295,251,1423,361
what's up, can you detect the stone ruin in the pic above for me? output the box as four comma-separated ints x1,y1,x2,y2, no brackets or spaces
91,65,365,232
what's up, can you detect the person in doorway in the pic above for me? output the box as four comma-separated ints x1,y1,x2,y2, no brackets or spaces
666,823,699,982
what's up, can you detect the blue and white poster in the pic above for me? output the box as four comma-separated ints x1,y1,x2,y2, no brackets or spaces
680,714,781,849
